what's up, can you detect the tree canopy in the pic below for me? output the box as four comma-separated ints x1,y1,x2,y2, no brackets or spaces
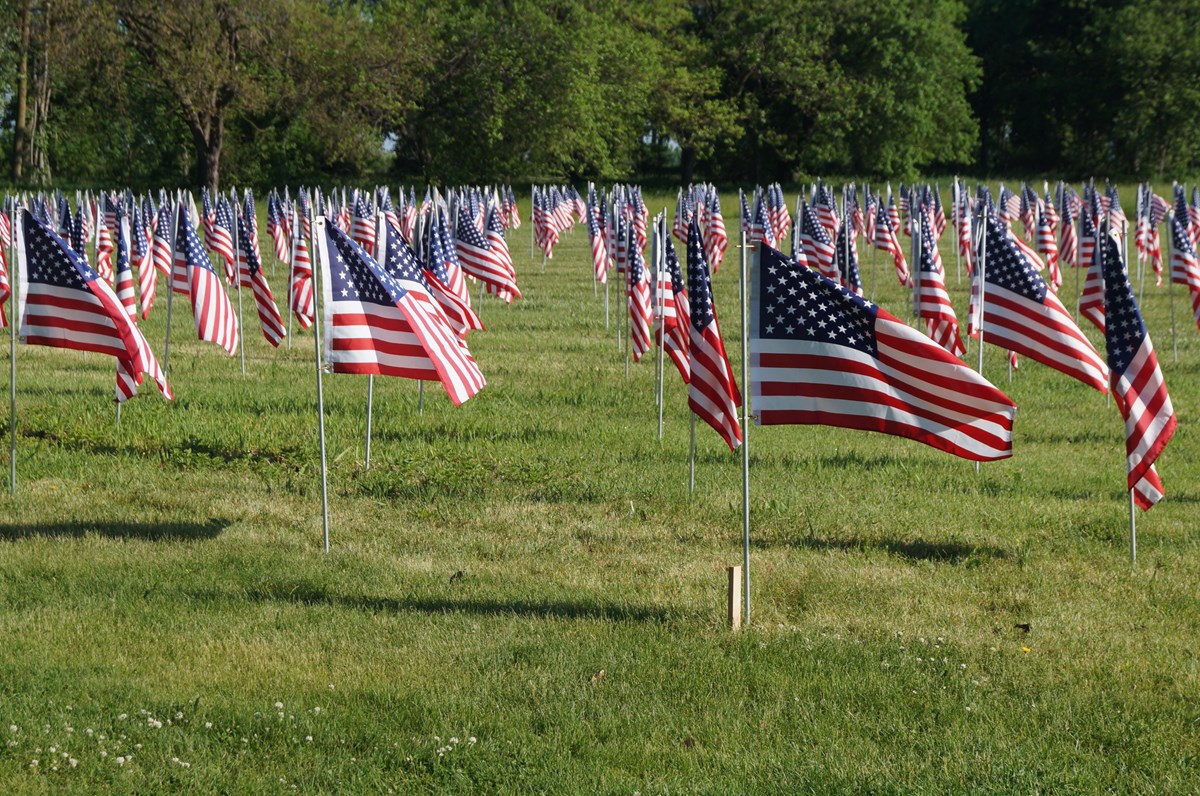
0,0,1197,190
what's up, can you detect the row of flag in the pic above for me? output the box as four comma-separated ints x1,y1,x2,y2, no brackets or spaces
623,181,1178,512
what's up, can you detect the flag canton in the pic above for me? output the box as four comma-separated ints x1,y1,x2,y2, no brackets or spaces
238,212,261,276
1171,213,1195,256
326,224,406,308
25,212,100,287
628,237,645,283
427,215,453,282
1100,233,1146,376
485,205,504,234
666,243,686,295
381,224,428,285
918,212,938,272
456,210,487,247
803,202,831,245
985,215,1048,302
216,198,234,232
115,217,130,273
686,222,715,330
758,245,877,356
179,215,217,274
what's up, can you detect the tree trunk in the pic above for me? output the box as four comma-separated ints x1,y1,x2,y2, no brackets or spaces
12,0,33,181
188,112,223,195
679,145,697,187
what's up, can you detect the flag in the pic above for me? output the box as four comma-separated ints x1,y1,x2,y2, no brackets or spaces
1169,189,1200,333
383,218,482,338
95,205,114,284
704,191,729,274
748,191,775,249
1036,205,1061,292
18,210,170,402
455,206,521,303
1058,188,1079,270
237,206,286,346
351,191,376,255
175,206,239,356
627,231,652,363
873,202,910,285
113,207,138,321
1100,231,1176,510
587,186,609,284
687,219,741,450
267,192,290,264
210,198,237,283
316,219,485,405
915,208,965,357
835,220,863,296
658,235,690,383
0,209,10,327
483,205,520,303
799,201,838,282
751,244,1015,461
289,204,315,330
1078,232,1107,334
976,213,1109,392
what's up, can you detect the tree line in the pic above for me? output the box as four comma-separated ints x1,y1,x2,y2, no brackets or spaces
0,0,1196,192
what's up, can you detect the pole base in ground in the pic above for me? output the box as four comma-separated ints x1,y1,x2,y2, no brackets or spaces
727,566,743,632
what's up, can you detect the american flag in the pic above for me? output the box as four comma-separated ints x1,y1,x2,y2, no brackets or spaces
151,204,177,304
95,199,114,284
1058,187,1079,269
18,210,171,402
704,191,729,274
1078,231,1106,334
768,184,791,243
69,204,88,260
627,230,652,363
686,219,741,451
915,207,964,357
0,209,11,327
483,204,520,303
455,205,521,303
1036,204,1061,292
1169,188,1200,333
383,219,481,338
1190,186,1200,248
658,234,689,383
131,206,156,320
975,213,1109,392
1100,231,1176,510
351,191,376,255
748,191,776,249
813,184,838,242
316,218,485,405
211,198,237,284
113,204,138,321
414,218,482,337
267,191,291,264
587,186,609,284
1146,190,1171,286
873,202,910,285
673,189,690,245
289,202,315,330
835,219,863,296
174,206,239,356
751,243,1015,461
887,192,901,237
431,208,469,303
799,201,838,282
236,205,286,347
202,189,218,252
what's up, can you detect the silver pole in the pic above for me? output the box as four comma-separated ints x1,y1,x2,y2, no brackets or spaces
912,199,922,324
974,206,988,476
529,184,535,258
656,215,666,440
418,380,424,415
740,230,752,628
688,411,696,496
233,204,246,377
1129,489,1137,566
163,202,177,371
1167,210,1177,363
286,201,298,349
313,220,331,554
9,200,18,495
365,374,374,470
604,272,610,330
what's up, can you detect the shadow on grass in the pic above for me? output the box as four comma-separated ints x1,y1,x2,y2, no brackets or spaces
0,518,230,542
758,533,1008,564
188,583,674,623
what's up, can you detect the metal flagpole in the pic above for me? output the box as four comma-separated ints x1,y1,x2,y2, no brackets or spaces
656,214,666,441
9,198,18,495
974,202,988,476
313,216,331,554
912,195,922,324
1073,199,1082,324
688,411,696,496
1167,208,1178,363
740,225,753,628
163,200,178,371
954,178,963,286
418,380,424,415
529,184,536,258
1137,185,1147,306
1129,489,1137,566
232,197,246,376
364,375,374,470
286,201,299,349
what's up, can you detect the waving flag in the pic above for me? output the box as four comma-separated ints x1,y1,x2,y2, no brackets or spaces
18,210,171,402
237,206,286,347
873,202,910,286
455,205,521,303
627,232,652,363
799,201,838,282
1058,188,1078,269
382,219,482,338
687,219,741,451
1036,205,1061,291
316,219,484,405
704,191,729,274
351,191,376,255
835,220,863,296
113,205,138,320
288,204,315,330
175,207,239,356
748,191,776,250
267,192,290,264
587,186,609,284
751,244,1014,461
658,235,689,383
915,208,965,357
1100,231,1176,510
976,213,1108,392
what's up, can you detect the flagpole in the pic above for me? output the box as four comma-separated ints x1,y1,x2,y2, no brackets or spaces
9,199,18,495
656,215,666,440
286,201,298,350
688,411,696,496
163,201,178,371
232,200,246,377
529,184,535,258
1129,488,1137,566
974,202,988,476
740,227,753,629
1073,200,1081,324
912,196,922,325
418,380,424,415
313,217,331,554
1167,209,1178,363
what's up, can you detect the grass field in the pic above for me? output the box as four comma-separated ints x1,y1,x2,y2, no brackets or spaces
0,186,1197,793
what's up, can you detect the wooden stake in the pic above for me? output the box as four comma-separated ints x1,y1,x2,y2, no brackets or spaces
727,565,743,632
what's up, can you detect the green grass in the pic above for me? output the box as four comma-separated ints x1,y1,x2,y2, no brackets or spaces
0,186,1198,793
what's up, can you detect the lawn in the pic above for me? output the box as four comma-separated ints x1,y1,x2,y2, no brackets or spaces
0,185,1197,793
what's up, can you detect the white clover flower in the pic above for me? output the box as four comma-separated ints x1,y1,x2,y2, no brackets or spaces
175,712,184,720
8,725,16,733
312,707,321,715
275,702,284,710
100,751,108,758
69,758,78,768
116,756,126,765
468,737,477,745
306,736,313,743
117,714,127,721
204,722,213,729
